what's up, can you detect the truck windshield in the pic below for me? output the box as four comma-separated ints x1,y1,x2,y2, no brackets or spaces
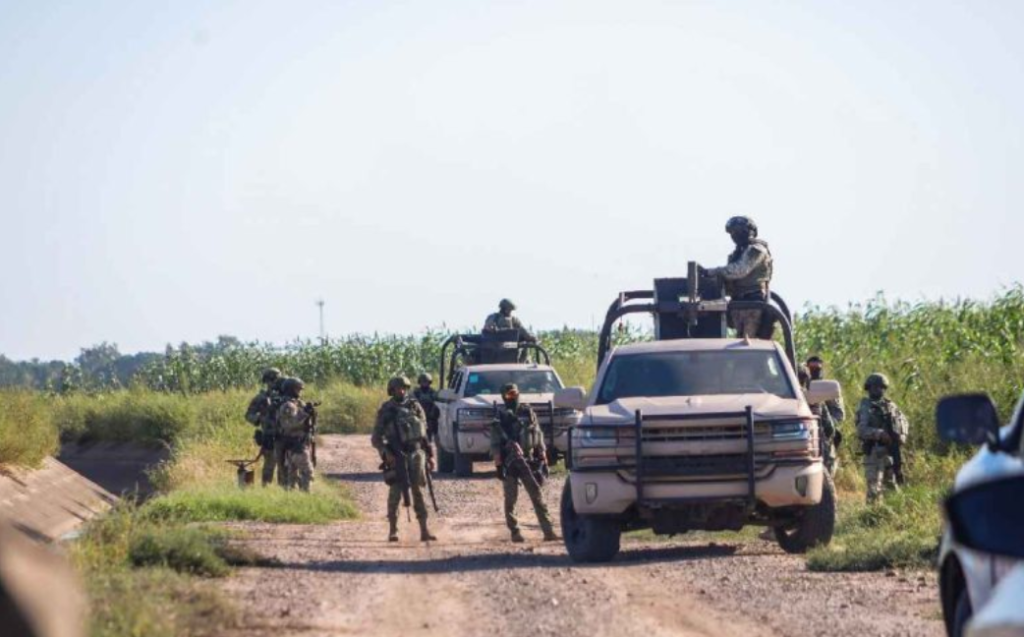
463,370,562,397
596,350,795,404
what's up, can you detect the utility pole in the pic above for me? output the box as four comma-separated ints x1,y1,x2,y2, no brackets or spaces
316,298,325,344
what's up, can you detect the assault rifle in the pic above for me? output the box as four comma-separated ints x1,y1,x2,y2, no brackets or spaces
303,401,320,467
880,403,906,486
382,410,413,522
494,404,547,489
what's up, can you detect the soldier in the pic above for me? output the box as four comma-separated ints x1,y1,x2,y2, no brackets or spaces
413,373,441,443
483,299,536,342
244,367,286,487
276,377,316,492
491,383,558,543
371,376,437,542
855,373,909,504
806,355,845,475
705,216,774,338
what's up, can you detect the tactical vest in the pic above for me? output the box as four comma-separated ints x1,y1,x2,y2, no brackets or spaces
496,405,543,454
728,239,773,299
384,399,426,449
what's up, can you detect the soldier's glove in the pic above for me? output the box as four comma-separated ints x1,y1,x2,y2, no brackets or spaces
879,431,893,445
384,451,396,465
495,464,506,481
426,457,435,472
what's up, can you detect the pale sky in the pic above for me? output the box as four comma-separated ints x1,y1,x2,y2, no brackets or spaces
2,0,1022,361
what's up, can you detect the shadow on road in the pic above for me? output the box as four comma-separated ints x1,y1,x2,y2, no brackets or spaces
324,471,504,484
282,543,739,575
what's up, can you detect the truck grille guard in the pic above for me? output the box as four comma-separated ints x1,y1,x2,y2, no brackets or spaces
568,407,759,511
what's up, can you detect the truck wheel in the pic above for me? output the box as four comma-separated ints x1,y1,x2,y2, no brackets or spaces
454,452,474,477
775,472,836,554
437,446,454,474
560,480,620,563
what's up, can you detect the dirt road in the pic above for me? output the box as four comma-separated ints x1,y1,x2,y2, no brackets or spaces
223,435,943,637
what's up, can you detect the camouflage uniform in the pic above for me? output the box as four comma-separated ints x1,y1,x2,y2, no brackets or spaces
491,402,555,541
371,397,434,537
856,397,909,503
413,385,440,442
483,313,535,341
277,398,315,492
244,386,286,487
708,239,773,338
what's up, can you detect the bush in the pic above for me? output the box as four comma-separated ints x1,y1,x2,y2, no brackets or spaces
129,526,231,577
0,389,59,468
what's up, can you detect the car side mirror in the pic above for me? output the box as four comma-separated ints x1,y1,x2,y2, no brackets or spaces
437,389,456,402
805,380,840,405
945,475,1024,559
936,393,1001,451
554,387,588,411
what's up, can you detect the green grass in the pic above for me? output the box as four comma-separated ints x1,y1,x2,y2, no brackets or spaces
0,389,59,468
141,483,358,524
807,482,947,572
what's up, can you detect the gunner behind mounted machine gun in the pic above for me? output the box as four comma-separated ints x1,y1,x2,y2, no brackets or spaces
483,298,536,343
704,216,774,339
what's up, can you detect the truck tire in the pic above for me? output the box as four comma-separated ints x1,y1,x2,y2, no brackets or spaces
454,451,474,477
560,480,620,563
951,587,972,637
437,446,454,474
775,472,836,554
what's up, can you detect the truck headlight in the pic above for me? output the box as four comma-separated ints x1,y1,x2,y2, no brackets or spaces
459,408,493,420
575,427,618,448
771,420,810,441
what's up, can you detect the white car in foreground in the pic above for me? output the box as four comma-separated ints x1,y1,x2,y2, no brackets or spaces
942,473,1024,637
936,392,1024,637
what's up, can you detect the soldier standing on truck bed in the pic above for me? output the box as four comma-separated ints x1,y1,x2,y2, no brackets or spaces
705,216,774,339
491,383,559,543
276,377,316,492
372,376,437,543
413,373,441,443
483,299,536,343
244,367,286,487
807,355,845,475
856,373,909,504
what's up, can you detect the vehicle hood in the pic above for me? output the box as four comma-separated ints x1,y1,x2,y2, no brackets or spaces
585,394,808,424
457,392,555,408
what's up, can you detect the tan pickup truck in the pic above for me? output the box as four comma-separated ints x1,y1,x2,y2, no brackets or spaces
555,337,841,562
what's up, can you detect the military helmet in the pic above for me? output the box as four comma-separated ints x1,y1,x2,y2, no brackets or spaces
417,372,433,385
261,367,282,383
282,377,305,396
725,216,758,237
864,373,890,390
387,375,412,396
499,298,516,311
806,355,824,365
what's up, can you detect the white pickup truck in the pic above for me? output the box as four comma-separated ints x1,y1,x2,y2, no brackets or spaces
434,363,580,476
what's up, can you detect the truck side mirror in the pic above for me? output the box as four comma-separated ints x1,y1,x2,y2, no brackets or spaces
437,389,456,402
945,475,1024,558
805,380,840,405
554,387,588,411
936,393,1001,451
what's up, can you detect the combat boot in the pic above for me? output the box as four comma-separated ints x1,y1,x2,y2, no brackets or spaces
388,518,399,542
542,529,561,542
419,518,437,542
510,529,525,543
